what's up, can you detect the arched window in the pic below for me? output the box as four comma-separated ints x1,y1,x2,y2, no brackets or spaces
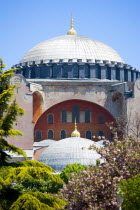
52,65,57,78
85,130,92,139
85,65,90,78
62,65,68,78
85,110,90,123
35,130,42,141
73,65,79,78
98,131,105,140
131,71,134,82
116,68,120,80
124,69,128,81
61,110,67,123
106,68,111,80
72,105,80,123
98,115,104,124
47,114,54,124
60,130,67,139
31,68,36,79
48,130,54,139
95,65,99,78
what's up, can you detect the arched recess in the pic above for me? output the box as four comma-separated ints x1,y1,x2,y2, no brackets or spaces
33,91,43,124
34,99,116,141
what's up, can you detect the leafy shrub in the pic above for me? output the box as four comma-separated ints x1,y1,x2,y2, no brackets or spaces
60,163,88,183
0,160,66,209
9,160,55,172
120,173,140,210
0,164,63,193
10,192,66,210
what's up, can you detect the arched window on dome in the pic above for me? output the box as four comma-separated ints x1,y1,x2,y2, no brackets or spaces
106,67,111,80
73,65,79,78
47,114,54,124
116,68,120,80
85,65,90,78
52,64,57,78
62,65,68,78
60,130,67,139
72,105,80,123
98,131,105,140
30,68,36,79
124,69,128,81
85,130,92,139
35,130,42,141
85,110,91,123
131,71,134,82
48,130,54,139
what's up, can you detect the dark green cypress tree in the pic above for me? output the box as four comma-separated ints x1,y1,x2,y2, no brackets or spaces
0,58,26,166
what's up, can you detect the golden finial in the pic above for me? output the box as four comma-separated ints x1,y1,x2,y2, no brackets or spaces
67,14,77,35
71,118,80,137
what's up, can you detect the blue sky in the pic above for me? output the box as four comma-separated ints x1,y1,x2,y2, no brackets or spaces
1,0,140,70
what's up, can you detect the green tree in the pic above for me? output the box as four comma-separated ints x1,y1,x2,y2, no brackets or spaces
60,163,88,183
120,173,140,210
0,58,26,166
0,160,66,209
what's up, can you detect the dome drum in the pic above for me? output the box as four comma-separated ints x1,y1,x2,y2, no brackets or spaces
15,60,140,82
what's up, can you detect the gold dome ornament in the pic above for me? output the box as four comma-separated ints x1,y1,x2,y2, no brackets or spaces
67,15,77,35
71,120,80,137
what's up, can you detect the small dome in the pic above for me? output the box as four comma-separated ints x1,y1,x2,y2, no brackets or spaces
38,137,104,172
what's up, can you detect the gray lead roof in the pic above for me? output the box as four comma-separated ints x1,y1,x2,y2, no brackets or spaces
20,35,124,64
38,137,104,172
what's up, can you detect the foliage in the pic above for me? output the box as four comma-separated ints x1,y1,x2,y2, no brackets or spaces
0,160,66,209
0,58,26,166
61,137,140,209
10,192,67,210
10,159,55,172
60,163,88,183
119,173,140,210
0,161,63,193
128,110,140,139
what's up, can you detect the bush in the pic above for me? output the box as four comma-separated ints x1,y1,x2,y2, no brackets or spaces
0,160,66,209
120,173,140,210
60,163,88,183
10,193,67,210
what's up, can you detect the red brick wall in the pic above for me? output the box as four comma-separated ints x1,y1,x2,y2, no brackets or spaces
34,99,115,141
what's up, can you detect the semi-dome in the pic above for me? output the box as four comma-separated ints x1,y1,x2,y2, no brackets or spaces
38,137,104,172
20,34,124,64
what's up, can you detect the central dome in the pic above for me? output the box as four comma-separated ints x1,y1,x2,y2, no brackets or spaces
20,35,124,64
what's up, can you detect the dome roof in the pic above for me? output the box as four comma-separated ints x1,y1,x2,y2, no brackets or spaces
38,137,104,172
20,35,124,64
